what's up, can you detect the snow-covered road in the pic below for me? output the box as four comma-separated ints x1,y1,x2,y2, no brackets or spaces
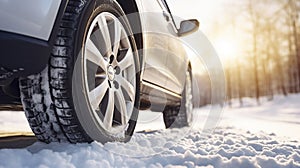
0,127,299,168
0,94,300,167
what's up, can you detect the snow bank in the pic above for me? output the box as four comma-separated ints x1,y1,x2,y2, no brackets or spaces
0,127,300,168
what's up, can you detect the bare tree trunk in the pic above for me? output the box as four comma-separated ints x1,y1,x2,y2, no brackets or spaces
248,0,261,105
288,33,297,93
226,68,232,107
237,60,243,107
252,32,261,103
266,26,274,100
292,20,300,92
272,42,288,96
262,58,268,97
290,0,300,92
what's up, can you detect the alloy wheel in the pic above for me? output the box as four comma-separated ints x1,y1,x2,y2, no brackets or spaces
84,12,136,134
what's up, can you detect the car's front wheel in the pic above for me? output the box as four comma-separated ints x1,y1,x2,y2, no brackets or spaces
19,0,140,143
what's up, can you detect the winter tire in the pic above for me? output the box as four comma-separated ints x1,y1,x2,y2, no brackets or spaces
20,0,140,144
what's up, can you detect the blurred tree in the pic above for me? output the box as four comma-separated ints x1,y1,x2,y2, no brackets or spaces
248,0,260,105
199,0,300,107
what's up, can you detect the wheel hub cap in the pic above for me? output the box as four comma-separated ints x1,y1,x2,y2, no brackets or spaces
107,65,115,81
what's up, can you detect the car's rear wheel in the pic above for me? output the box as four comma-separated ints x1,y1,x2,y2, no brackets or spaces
19,0,140,143
163,67,193,128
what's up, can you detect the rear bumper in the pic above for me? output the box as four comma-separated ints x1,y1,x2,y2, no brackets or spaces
0,0,68,86
0,0,62,41
0,31,50,85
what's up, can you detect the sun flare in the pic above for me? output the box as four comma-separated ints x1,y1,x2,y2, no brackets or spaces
214,38,240,62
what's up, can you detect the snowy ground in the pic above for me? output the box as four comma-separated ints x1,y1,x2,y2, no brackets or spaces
216,94,300,140
0,94,300,167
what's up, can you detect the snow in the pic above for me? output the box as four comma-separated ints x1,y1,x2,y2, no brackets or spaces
218,94,300,140
0,94,300,168
0,127,299,168
0,111,31,134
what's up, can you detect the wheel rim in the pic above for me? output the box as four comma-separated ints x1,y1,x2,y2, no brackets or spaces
83,12,136,134
185,71,193,125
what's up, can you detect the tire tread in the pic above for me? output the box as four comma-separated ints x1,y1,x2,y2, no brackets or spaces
20,0,92,143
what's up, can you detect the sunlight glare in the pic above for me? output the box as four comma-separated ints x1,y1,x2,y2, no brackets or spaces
214,38,239,62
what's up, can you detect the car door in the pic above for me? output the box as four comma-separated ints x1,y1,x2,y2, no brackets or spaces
139,0,174,91
157,0,188,95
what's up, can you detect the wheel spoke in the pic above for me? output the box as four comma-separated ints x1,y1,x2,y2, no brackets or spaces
88,79,109,110
119,48,134,70
113,19,121,56
103,90,114,130
118,76,135,101
98,15,112,55
115,89,127,124
95,74,106,79
86,39,107,70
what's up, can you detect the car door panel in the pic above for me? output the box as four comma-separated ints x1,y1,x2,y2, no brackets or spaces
156,0,188,94
137,0,170,89
165,37,188,94
136,0,188,95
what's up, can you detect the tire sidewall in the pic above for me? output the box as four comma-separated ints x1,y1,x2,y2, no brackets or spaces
71,0,140,143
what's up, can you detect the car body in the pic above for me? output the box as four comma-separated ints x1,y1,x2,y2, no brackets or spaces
0,0,198,143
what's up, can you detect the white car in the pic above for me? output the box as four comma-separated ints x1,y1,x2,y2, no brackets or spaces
0,0,199,143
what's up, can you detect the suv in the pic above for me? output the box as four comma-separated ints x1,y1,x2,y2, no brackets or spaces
0,0,199,143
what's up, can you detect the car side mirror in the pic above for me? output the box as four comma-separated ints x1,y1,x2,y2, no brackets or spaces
178,19,200,37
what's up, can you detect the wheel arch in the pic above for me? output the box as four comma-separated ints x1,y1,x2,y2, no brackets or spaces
116,0,143,69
